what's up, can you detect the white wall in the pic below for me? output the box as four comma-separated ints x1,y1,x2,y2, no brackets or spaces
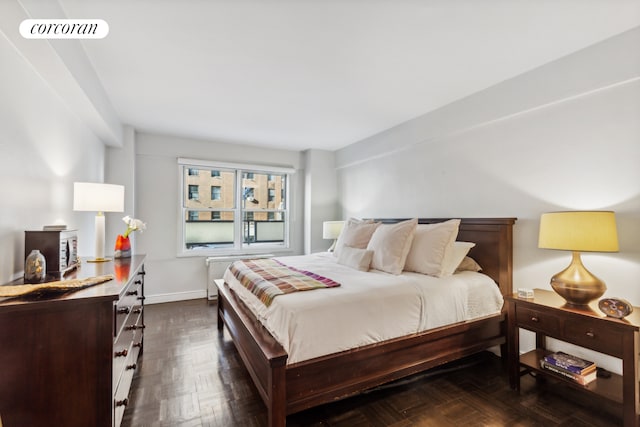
0,29,107,282
106,126,137,252
304,149,339,254
133,132,305,303
336,28,640,373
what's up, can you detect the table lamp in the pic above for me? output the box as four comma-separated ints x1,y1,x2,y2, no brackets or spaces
538,211,618,305
73,182,124,262
323,221,344,252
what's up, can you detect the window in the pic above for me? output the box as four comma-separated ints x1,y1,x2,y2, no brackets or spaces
178,158,293,255
211,186,221,200
188,185,199,200
188,168,199,176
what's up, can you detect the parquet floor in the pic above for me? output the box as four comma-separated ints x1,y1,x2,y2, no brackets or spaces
122,299,620,427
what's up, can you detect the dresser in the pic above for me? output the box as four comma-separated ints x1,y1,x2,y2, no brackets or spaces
0,255,146,427
506,289,639,426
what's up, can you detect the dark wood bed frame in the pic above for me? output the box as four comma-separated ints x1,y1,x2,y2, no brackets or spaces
216,217,516,426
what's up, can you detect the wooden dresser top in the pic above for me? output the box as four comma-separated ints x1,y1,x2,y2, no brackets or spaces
0,254,146,309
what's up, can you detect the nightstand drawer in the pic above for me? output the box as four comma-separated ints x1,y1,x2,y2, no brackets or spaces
565,318,624,357
516,306,561,336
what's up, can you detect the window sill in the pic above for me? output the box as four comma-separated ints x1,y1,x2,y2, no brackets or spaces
176,248,296,259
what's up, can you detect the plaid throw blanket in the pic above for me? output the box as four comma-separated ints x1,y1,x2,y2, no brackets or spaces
229,258,340,307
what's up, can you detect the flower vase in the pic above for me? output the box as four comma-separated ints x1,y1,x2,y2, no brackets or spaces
114,234,132,258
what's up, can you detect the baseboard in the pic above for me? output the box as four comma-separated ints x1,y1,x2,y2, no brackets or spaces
145,290,207,305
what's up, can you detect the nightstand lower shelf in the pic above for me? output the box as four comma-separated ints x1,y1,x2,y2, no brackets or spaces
520,349,623,404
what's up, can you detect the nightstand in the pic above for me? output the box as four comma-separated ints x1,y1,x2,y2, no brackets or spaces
506,289,640,427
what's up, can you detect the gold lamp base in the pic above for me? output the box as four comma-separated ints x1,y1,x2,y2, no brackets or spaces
550,251,606,306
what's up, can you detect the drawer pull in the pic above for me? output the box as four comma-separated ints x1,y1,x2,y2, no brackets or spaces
133,308,142,314
586,331,595,338
134,280,142,285
126,290,138,296
133,341,143,348
137,296,146,301
531,316,539,322
126,363,137,370
115,398,128,407
118,307,131,315
115,348,128,358
125,324,146,331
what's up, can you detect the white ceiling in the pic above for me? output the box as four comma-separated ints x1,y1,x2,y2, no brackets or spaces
57,0,640,151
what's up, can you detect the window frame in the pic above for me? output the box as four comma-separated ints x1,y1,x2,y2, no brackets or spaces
178,157,294,257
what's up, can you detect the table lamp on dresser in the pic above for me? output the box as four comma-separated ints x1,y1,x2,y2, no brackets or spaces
73,182,124,262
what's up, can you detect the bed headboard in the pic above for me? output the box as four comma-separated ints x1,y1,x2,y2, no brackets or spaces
375,218,516,297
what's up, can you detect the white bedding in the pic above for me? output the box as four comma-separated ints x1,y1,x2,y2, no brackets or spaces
223,252,504,364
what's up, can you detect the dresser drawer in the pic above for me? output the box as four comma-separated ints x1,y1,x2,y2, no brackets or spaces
516,306,561,336
113,328,133,387
113,306,143,386
564,317,624,357
113,342,141,427
115,281,143,336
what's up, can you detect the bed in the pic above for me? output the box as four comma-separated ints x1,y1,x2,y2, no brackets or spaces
216,217,516,427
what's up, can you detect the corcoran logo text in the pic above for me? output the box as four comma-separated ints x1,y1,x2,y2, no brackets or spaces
20,19,109,39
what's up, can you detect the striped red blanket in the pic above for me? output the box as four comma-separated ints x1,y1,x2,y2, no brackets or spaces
228,258,341,307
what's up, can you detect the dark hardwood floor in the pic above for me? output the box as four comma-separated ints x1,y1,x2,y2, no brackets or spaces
122,299,621,427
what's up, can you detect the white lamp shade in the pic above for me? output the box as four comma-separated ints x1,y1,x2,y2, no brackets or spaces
73,182,124,261
73,182,124,213
323,221,345,240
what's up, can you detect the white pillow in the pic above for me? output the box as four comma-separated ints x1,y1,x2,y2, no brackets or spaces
442,241,476,276
403,219,460,277
337,246,374,271
366,218,418,275
333,218,379,258
456,256,482,273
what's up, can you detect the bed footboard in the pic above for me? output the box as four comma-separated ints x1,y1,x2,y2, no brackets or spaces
216,279,287,427
285,313,506,414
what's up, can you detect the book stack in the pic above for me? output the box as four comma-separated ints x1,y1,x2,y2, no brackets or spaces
540,351,597,385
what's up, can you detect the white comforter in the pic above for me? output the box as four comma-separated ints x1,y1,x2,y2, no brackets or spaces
223,252,504,364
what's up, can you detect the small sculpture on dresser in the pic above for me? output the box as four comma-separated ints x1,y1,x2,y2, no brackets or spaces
24,249,46,283
598,297,633,319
